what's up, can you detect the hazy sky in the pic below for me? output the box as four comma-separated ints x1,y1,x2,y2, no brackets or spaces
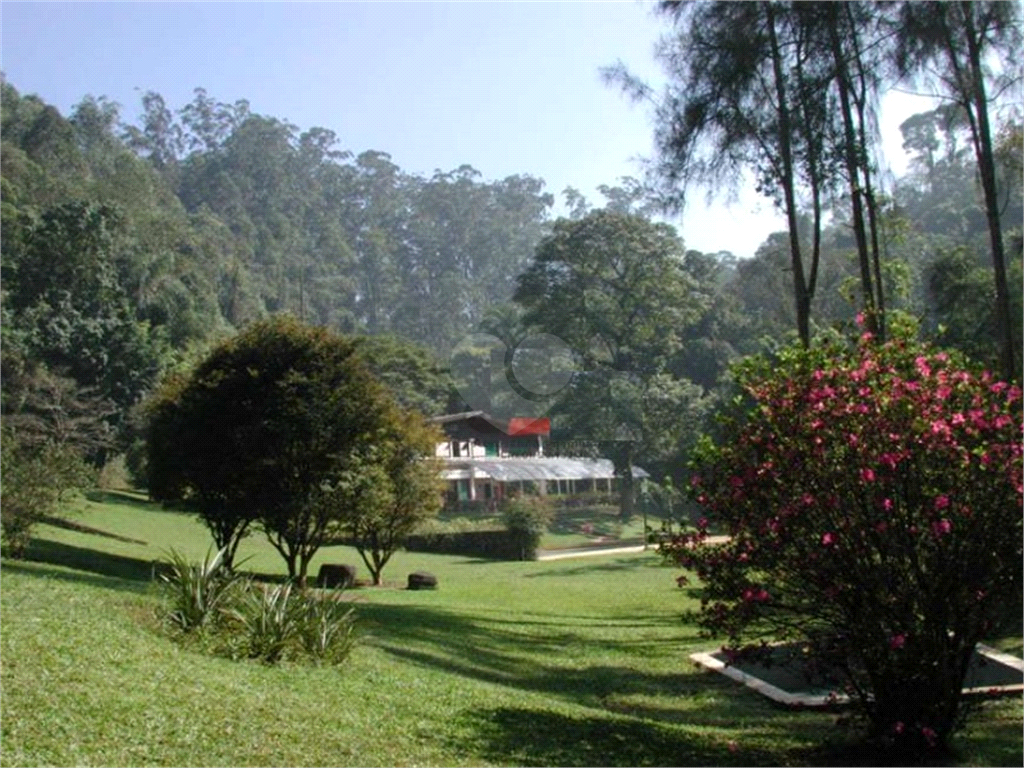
1,0,932,259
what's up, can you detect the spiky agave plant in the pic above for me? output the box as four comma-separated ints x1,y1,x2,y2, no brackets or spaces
294,591,357,665
227,581,303,663
157,547,246,632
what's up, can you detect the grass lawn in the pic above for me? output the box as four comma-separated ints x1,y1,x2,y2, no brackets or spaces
1,491,1021,766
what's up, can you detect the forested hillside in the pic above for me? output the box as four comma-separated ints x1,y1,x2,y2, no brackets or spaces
1,63,1020,488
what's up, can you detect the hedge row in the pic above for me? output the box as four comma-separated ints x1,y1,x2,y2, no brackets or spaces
404,528,540,561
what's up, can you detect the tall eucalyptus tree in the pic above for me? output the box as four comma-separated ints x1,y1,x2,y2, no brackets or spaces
606,1,829,347
894,0,1022,380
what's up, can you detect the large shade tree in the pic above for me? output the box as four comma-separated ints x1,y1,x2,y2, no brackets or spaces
514,209,707,519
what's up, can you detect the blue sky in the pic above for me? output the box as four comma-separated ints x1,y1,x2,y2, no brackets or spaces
1,1,930,258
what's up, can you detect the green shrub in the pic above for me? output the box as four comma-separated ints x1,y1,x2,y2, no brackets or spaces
0,426,93,558
405,528,530,560
502,496,553,560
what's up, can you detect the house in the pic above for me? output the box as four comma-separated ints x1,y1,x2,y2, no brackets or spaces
428,411,648,505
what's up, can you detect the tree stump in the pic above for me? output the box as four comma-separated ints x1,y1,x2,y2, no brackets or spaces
407,571,437,590
317,563,357,589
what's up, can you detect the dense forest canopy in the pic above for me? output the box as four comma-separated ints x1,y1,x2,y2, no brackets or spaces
1,0,1021,493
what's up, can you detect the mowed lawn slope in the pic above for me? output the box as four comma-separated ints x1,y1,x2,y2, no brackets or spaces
1,492,1021,766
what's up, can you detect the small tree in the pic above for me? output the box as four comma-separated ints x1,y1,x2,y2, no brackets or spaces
1,424,93,558
334,413,443,585
664,317,1022,755
145,316,418,584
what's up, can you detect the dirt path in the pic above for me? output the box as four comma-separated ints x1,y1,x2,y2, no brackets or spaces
536,535,731,562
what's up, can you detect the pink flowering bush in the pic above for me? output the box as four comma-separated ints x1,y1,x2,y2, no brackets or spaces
664,320,1022,753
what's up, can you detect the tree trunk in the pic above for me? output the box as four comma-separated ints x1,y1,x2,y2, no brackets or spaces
765,1,812,348
828,6,878,336
619,443,635,522
846,2,887,341
960,2,1017,381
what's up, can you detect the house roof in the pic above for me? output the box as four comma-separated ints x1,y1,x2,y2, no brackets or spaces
427,410,486,425
439,456,649,483
428,411,550,437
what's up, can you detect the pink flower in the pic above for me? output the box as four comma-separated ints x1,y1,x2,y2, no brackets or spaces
855,312,866,327
860,468,875,483
889,634,906,649
893,721,905,735
921,726,937,747
934,494,950,511
931,519,952,538
915,356,932,378
821,532,835,546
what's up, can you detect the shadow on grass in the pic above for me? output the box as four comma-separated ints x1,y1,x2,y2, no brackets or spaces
21,538,158,585
548,504,622,532
1,554,154,594
84,489,192,517
452,706,781,766
358,601,735,711
525,556,659,578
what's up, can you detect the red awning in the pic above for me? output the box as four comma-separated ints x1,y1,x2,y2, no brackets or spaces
507,417,550,436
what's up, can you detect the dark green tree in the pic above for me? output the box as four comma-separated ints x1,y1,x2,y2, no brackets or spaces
353,333,453,416
3,201,164,422
332,413,443,585
515,210,706,519
145,316,436,584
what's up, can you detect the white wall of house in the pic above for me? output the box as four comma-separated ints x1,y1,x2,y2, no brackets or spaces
435,439,487,458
